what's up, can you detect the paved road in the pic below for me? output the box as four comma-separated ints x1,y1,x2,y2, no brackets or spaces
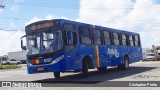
0,61,160,90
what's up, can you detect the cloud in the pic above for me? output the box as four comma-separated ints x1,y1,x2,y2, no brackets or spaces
77,0,160,48
14,0,25,3
9,22,17,29
10,0,25,12
25,17,41,25
0,30,25,56
11,5,19,11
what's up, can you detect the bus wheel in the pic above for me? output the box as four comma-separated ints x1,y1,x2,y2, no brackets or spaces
118,57,129,70
54,72,60,78
97,66,107,71
82,60,88,78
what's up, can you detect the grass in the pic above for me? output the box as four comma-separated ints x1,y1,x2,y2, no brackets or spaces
0,65,22,69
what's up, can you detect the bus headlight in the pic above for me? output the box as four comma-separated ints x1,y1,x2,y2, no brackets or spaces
27,61,33,66
51,55,64,64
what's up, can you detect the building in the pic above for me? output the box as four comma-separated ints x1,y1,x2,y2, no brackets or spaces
8,51,27,64
142,48,151,60
154,46,160,59
0,55,8,65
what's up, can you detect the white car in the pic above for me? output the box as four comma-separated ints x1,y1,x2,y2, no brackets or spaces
145,53,157,61
2,59,21,65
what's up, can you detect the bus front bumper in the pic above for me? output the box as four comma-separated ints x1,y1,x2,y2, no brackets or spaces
27,63,64,74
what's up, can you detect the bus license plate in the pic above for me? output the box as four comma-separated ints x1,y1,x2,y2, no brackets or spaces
37,68,44,71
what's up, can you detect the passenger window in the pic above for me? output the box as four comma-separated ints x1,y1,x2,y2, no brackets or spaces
113,32,120,45
79,27,92,44
134,35,140,46
103,31,111,45
121,34,127,46
129,35,134,46
93,30,102,45
63,31,77,45
63,23,77,52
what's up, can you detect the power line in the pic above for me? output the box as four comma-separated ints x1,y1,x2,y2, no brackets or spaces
0,17,29,21
5,1,160,9
1,16,160,22
0,29,24,31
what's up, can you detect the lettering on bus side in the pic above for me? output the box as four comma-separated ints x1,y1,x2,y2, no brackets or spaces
107,48,119,58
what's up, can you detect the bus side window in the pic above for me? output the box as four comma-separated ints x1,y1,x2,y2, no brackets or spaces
121,34,127,46
129,35,134,46
93,30,102,45
138,35,141,46
103,31,111,45
113,32,120,46
79,27,92,44
63,23,77,52
67,31,73,44
63,23,77,45
63,31,67,45
134,35,140,47
73,32,77,45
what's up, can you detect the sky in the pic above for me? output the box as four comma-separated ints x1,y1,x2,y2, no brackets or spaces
0,0,160,55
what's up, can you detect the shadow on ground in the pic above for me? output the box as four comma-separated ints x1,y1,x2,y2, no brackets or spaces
32,66,157,86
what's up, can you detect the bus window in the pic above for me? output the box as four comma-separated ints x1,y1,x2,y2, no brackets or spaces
113,32,120,45
93,30,102,45
134,35,140,46
63,23,76,45
79,27,92,44
121,34,127,46
129,35,134,46
103,31,111,45
63,24,77,52
63,23,75,32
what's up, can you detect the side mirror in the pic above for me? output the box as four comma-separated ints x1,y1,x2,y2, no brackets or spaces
21,44,26,51
20,35,26,51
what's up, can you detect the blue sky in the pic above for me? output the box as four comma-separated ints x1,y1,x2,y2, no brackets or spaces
1,0,160,55
0,0,80,30
1,0,160,30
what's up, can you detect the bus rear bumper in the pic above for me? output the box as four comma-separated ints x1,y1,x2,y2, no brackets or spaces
27,64,64,74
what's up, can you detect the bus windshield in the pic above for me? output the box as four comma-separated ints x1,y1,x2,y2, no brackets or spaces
27,29,63,55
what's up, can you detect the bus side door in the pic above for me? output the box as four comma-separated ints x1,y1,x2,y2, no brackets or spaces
63,24,81,70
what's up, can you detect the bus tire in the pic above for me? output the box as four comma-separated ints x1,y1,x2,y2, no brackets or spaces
97,66,107,71
54,72,60,78
118,56,129,70
82,60,88,78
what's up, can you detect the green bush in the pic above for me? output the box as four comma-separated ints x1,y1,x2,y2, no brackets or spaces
0,65,22,69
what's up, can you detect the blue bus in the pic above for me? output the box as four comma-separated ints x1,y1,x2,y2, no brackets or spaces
21,19,142,78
